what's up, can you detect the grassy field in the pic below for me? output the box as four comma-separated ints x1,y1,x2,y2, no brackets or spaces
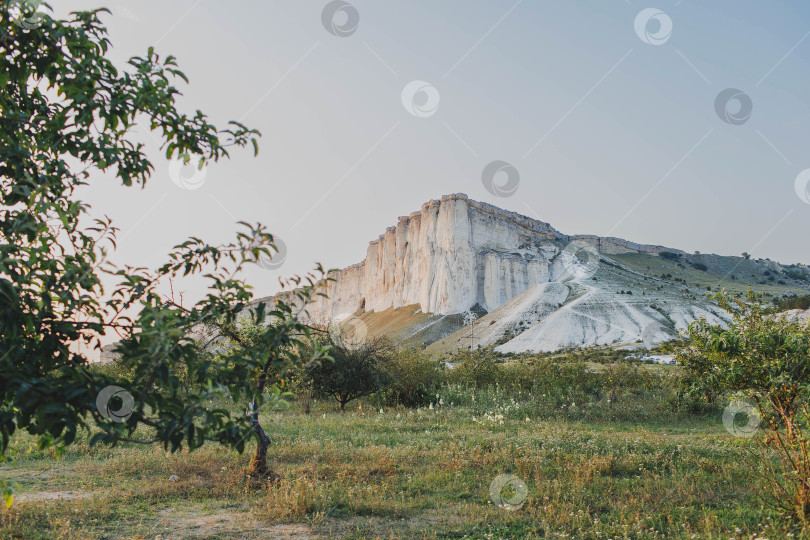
0,385,801,540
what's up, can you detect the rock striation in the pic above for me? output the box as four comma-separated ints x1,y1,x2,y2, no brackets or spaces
290,193,680,323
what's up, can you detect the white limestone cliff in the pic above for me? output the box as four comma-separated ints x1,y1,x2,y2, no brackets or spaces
287,193,679,324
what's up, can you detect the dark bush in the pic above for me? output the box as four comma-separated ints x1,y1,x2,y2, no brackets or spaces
785,268,810,282
445,349,503,388
306,335,394,410
380,348,445,407
777,295,810,312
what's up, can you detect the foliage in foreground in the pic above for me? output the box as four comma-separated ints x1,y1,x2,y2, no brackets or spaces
0,2,329,503
678,290,810,522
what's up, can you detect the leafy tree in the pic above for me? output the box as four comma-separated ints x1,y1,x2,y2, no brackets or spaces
446,348,503,388
0,2,329,503
677,290,810,521
306,332,393,411
381,348,444,407
742,252,752,260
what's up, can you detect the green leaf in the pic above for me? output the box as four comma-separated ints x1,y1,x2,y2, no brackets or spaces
2,482,12,509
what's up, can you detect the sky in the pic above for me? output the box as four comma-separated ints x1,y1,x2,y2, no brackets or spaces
52,0,810,310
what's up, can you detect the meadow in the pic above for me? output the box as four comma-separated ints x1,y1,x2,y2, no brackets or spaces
0,362,800,540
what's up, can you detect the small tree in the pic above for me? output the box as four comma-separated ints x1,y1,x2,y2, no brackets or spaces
306,333,393,411
0,3,330,500
677,290,810,521
462,309,479,349
383,348,444,407
446,348,502,388
210,309,331,476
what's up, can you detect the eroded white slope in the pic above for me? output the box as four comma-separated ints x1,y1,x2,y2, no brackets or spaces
428,253,737,354
490,265,730,353
461,282,571,346
778,309,810,325
495,293,727,353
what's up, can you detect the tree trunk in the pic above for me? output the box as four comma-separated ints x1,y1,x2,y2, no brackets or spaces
247,397,278,480
248,426,271,476
300,387,312,414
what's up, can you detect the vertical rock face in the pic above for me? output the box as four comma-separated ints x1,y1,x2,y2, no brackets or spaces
296,194,676,323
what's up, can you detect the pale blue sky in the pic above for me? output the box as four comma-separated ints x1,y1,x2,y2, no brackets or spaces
56,1,810,303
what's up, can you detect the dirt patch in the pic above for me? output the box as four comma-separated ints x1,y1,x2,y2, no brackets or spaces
15,490,92,503
157,507,316,539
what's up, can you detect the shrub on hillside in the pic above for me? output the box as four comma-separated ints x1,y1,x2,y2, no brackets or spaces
777,295,810,312
785,268,810,282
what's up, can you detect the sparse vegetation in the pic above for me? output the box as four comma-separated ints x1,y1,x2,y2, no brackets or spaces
777,295,810,312
786,268,810,282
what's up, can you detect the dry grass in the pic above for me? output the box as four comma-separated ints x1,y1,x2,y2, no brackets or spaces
0,403,804,538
